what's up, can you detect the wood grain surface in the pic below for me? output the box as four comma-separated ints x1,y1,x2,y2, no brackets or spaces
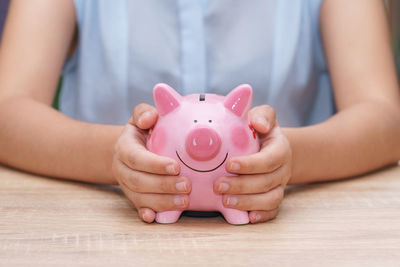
0,163,399,266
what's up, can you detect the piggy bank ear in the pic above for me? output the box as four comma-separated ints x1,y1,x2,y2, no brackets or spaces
224,84,253,117
153,83,182,116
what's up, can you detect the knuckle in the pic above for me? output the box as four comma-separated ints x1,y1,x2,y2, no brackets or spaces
240,160,253,173
272,161,283,172
262,177,274,193
283,164,292,180
271,187,284,207
160,178,174,193
165,198,176,210
267,154,284,172
127,173,141,193
130,192,142,208
158,196,176,211
126,151,139,169
234,179,245,194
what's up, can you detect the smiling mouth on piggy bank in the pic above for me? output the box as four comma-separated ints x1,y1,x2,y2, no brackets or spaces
175,151,228,173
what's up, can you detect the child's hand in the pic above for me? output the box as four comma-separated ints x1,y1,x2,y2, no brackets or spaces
112,104,191,223
214,105,292,224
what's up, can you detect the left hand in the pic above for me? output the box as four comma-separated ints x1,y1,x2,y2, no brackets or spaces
214,105,292,224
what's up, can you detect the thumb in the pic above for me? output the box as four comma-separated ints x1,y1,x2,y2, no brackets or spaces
248,105,276,134
130,103,158,130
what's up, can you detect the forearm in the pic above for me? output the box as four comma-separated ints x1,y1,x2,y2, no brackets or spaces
0,97,122,184
284,100,400,184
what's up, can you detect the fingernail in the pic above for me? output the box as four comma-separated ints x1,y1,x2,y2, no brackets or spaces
251,213,262,223
166,164,178,175
174,195,187,207
256,117,270,131
251,213,261,223
218,182,229,193
226,196,238,206
175,181,187,192
230,162,240,172
143,212,151,222
138,111,152,125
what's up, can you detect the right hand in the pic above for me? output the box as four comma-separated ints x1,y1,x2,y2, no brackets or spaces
112,104,191,223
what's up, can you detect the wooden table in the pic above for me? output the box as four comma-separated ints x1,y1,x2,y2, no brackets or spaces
0,164,399,266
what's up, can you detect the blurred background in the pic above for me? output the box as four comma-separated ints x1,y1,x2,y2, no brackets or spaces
0,0,399,81
0,0,8,37
389,0,400,78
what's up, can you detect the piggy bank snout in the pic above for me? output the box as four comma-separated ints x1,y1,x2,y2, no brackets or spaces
185,128,221,161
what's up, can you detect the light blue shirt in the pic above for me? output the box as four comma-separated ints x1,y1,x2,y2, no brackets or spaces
61,0,334,127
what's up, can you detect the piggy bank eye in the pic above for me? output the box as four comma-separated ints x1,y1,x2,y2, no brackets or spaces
208,120,212,123
194,120,198,123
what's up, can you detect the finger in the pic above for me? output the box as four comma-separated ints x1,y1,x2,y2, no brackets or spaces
138,207,156,223
130,103,158,130
214,165,289,194
118,139,180,175
222,186,284,211
117,161,191,194
249,209,279,224
120,182,190,212
248,105,276,134
226,136,288,174
115,124,180,175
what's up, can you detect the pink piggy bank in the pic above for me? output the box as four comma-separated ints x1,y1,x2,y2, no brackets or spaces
146,83,260,224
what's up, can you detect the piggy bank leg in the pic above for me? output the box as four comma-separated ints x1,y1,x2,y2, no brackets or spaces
219,208,249,225
155,210,183,224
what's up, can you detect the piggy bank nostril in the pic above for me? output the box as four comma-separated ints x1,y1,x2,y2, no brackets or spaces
185,128,221,161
